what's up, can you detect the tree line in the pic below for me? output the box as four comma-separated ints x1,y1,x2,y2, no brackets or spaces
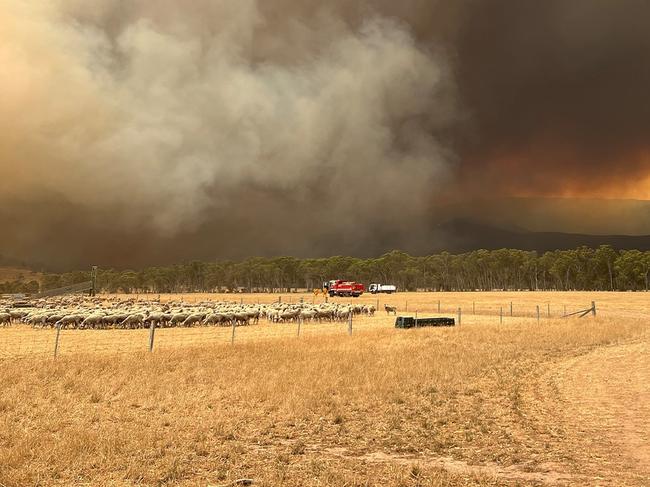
3,246,647,295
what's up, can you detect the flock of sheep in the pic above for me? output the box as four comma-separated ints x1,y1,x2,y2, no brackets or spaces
0,296,377,330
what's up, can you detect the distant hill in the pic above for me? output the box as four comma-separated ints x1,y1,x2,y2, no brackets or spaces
438,219,650,252
439,197,650,236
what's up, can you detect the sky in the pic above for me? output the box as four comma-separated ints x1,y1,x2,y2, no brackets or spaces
1,1,649,269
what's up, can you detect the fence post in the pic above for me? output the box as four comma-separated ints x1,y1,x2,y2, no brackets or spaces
457,307,462,326
536,305,540,325
547,303,550,318
405,300,408,312
415,310,418,328
348,312,352,336
231,320,236,345
510,302,513,317
54,323,61,358
297,316,302,337
591,301,597,316
437,300,441,313
148,320,156,352
500,306,503,324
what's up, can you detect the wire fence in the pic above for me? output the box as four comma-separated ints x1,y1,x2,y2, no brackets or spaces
0,300,598,360
117,293,598,319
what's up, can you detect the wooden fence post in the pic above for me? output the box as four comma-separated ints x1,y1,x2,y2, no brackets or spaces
547,303,550,318
457,307,462,326
405,300,408,312
437,300,441,313
54,323,61,358
148,320,156,352
348,312,353,336
415,310,418,328
536,305,540,325
592,301,597,316
510,302,513,317
231,321,236,345
500,306,503,324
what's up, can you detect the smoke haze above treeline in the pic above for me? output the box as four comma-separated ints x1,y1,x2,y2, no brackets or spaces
1,1,649,270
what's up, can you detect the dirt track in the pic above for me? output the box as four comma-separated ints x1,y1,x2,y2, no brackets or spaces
558,340,649,481
525,336,650,485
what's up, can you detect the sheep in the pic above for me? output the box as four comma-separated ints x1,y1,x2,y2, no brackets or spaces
169,313,189,326
202,313,228,326
46,314,65,327
279,309,300,323
10,294,382,334
0,312,10,327
55,314,84,329
27,314,49,328
120,314,145,329
80,314,106,329
143,312,168,327
363,305,376,316
335,307,352,321
315,309,334,322
233,312,250,326
9,310,27,323
299,309,317,322
182,313,207,327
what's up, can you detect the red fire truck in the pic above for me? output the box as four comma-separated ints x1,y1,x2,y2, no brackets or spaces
324,280,365,298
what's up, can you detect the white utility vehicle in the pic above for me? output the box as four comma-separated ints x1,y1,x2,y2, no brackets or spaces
368,283,397,294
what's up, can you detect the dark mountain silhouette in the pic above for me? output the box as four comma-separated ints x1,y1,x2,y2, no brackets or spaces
438,219,650,253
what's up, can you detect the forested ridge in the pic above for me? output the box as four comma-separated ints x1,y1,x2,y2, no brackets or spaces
2,246,649,294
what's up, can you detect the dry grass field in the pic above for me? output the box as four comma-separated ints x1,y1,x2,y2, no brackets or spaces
1,291,648,486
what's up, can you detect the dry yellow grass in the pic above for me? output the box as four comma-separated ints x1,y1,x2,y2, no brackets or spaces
0,292,648,486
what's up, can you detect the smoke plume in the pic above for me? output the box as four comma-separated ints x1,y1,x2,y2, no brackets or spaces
453,0,650,199
0,0,455,268
2,1,649,269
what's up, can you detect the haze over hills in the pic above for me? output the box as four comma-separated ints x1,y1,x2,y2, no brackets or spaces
440,197,650,236
436,218,650,254
1,197,648,272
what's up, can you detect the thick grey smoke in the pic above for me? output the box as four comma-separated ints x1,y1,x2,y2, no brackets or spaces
1,0,455,257
7,1,648,270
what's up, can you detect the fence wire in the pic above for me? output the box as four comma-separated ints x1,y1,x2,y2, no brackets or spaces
0,300,597,360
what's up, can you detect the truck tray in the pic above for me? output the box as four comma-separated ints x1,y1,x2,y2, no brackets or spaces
395,316,455,328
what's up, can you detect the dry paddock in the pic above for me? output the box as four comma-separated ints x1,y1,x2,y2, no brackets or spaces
0,291,637,359
0,291,649,486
